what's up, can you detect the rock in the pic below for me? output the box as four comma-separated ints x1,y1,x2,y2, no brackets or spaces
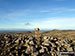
9,52,14,56
51,43,56,47
39,48,44,53
15,38,21,43
29,41,34,45
35,45,38,48
25,48,31,54
67,47,73,51
0,33,74,56
25,40,29,44
21,40,24,44
55,41,60,46
54,38,58,41
55,41,59,44
31,51,38,56
42,42,49,46
21,54,24,56
50,37,53,40
23,44,28,47
6,41,8,44
43,36,48,40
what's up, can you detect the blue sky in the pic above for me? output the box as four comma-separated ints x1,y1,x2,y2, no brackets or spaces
0,0,75,30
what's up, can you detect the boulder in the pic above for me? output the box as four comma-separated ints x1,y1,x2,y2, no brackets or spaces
29,41,34,45
67,47,73,51
39,48,44,53
42,42,49,46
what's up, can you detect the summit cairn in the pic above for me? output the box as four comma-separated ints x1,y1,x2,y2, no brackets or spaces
35,28,40,39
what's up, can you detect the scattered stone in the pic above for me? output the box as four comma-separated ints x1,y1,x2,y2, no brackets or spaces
0,32,74,56
29,41,34,45
39,48,44,53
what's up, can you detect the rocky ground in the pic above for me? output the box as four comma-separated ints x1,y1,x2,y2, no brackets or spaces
0,30,75,56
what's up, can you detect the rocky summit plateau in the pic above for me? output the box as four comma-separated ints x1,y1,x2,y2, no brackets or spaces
0,29,75,56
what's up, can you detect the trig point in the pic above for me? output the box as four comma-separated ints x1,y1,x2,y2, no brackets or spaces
35,28,40,39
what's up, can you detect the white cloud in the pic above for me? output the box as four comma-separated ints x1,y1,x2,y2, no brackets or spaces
52,7,75,12
32,17,75,29
38,7,75,15
0,17,75,30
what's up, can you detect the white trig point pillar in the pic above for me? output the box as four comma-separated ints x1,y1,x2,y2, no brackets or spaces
35,28,40,39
